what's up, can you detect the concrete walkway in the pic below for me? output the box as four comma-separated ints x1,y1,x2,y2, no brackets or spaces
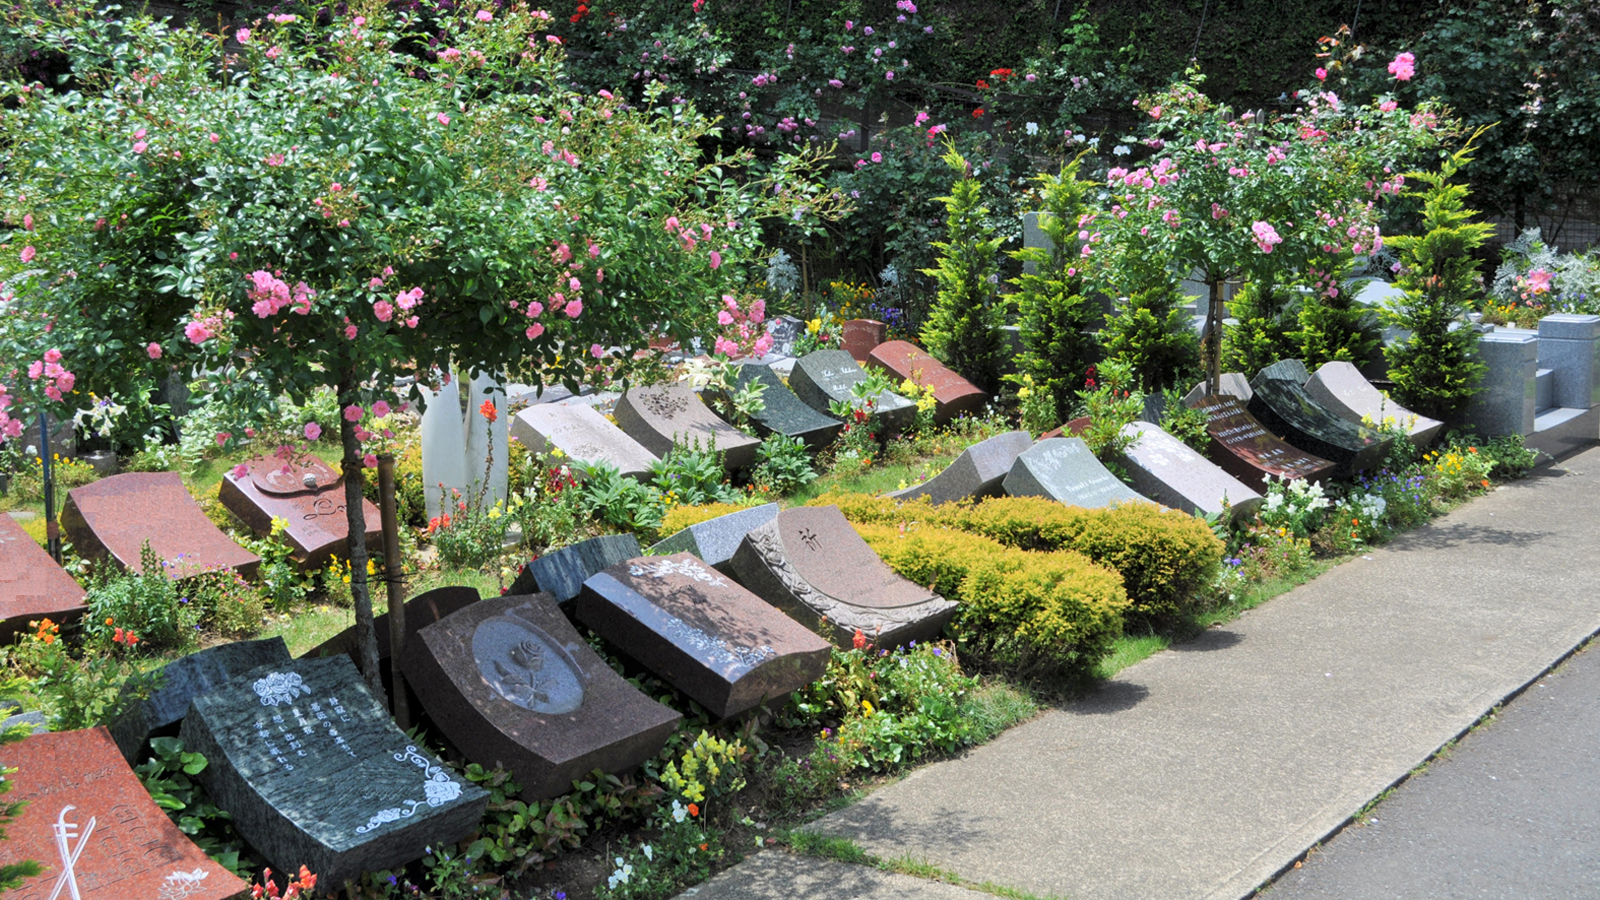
686,447,1600,900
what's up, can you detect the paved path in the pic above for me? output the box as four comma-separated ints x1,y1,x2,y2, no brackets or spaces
1265,638,1600,900
686,447,1600,900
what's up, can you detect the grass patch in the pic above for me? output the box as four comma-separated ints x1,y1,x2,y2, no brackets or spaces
1093,632,1171,681
786,454,960,506
409,567,507,599
781,837,1071,900
781,831,870,865
1198,563,1331,629
965,681,1040,738
255,603,355,656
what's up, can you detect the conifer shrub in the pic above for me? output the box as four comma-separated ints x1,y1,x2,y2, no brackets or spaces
1009,157,1102,405
920,146,1008,394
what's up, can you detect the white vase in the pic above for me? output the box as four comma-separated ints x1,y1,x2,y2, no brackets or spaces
420,371,468,521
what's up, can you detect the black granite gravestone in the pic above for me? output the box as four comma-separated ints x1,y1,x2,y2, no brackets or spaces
888,431,1032,504
733,364,842,449
787,350,916,433
109,637,290,762
1002,437,1149,508
507,535,642,606
1248,360,1393,478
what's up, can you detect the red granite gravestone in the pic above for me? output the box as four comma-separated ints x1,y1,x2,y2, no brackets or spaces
0,727,248,900
0,514,86,640
730,506,959,648
866,340,988,424
400,593,682,800
612,384,760,472
218,454,381,571
61,473,259,579
1190,395,1337,492
840,319,887,362
576,553,831,719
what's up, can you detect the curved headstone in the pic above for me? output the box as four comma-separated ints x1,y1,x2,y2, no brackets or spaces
648,503,779,575
730,507,958,647
400,593,681,800
1189,395,1336,492
1117,422,1262,519
576,553,831,719
219,455,381,571
867,341,989,424
1248,360,1393,477
179,655,488,886
889,430,1033,504
1002,437,1149,508
508,534,642,606
613,384,760,472
841,318,887,362
1303,361,1443,448
1182,373,1253,406
0,512,85,641
509,403,657,480
61,473,259,578
787,350,916,434
109,637,291,762
0,728,249,900
732,363,842,449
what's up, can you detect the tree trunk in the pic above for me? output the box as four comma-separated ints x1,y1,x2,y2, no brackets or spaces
1205,276,1224,396
339,371,384,700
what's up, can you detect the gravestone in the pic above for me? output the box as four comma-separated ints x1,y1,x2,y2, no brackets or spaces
889,431,1033,504
1189,395,1337,492
648,503,779,575
1117,422,1262,519
109,637,291,763
0,512,85,641
576,553,831,719
421,371,509,519
730,507,958,648
613,384,761,472
219,455,382,571
1303,361,1443,448
732,364,842,450
303,586,482,716
1002,437,1149,508
1248,360,1393,477
0,727,248,900
2,711,47,735
867,341,989,424
1182,373,1253,406
766,316,803,357
1463,331,1539,438
61,473,259,579
840,319,887,362
508,403,657,480
180,655,488,886
508,535,641,606
400,593,681,800
787,350,916,433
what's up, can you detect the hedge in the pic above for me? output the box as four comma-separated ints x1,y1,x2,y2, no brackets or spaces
657,502,752,538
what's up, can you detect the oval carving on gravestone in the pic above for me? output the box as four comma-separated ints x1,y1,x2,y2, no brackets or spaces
251,456,342,496
471,616,585,714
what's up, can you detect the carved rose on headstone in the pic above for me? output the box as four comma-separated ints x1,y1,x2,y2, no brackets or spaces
253,672,310,707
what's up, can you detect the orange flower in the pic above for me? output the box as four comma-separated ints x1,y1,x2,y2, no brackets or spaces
852,629,867,650
687,803,699,817
698,843,708,852
972,108,985,118
479,399,498,423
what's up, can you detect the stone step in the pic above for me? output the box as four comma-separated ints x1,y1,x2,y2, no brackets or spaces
1536,367,1556,412
1534,405,1590,433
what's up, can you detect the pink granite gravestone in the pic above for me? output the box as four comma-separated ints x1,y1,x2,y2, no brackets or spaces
841,319,888,362
867,340,989,424
0,514,86,640
219,455,381,571
61,473,259,578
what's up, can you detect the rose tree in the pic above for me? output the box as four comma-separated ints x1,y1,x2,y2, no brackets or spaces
0,0,839,693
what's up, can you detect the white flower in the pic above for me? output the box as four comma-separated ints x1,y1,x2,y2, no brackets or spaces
1025,121,1039,135
1264,493,1285,511
642,844,654,862
1112,144,1131,156
671,800,687,823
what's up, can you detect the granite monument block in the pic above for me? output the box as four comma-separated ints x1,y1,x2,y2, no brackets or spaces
0,727,248,900
219,455,382,571
1537,314,1600,410
400,593,681,800
576,553,831,719
1190,395,1337,492
1303,361,1443,448
109,637,291,762
509,403,658,480
729,507,958,648
840,319,888,362
648,503,780,575
179,655,488,886
866,341,989,424
613,385,760,472
787,350,915,433
1248,360,1393,477
61,473,260,579
732,364,842,449
0,513,86,641
1001,437,1149,508
508,535,642,606
889,431,1033,504
1118,422,1262,519
1463,331,1539,437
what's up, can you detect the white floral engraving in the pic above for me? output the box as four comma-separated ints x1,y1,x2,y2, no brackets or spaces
354,746,465,835
628,558,726,586
253,672,311,707
158,868,211,899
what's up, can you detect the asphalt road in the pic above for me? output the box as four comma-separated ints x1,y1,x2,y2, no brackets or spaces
1264,638,1600,900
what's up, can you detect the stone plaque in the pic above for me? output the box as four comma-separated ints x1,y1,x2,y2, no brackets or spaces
508,404,658,480
1002,437,1150,508
0,727,248,900
788,350,916,434
890,431,1034,505
840,318,887,362
0,513,86,641
866,340,989,424
219,455,381,571
730,507,958,648
179,655,488,886
400,594,681,800
576,553,830,719
1117,422,1262,519
1303,361,1443,448
733,364,842,449
61,473,259,579
1248,361,1392,478
109,637,291,763
648,503,780,576
613,384,760,472
508,534,642,606
766,316,803,357
1191,395,1337,493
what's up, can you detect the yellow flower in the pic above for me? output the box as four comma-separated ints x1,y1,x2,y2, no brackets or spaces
1017,386,1032,399
861,700,874,717
806,318,821,334
487,507,501,520
551,448,565,458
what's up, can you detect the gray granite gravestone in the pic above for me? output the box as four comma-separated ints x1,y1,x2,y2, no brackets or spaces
1304,361,1442,448
613,384,760,472
889,431,1033,504
1248,360,1393,477
1,711,46,735
1002,437,1149,508
508,534,642,606
729,507,958,648
787,350,916,433
1182,373,1253,406
509,403,658,480
732,364,842,449
1463,331,1539,437
180,655,488,886
109,637,291,762
576,553,831,719
1117,422,1262,519
400,593,681,800
1537,314,1600,409
648,503,780,575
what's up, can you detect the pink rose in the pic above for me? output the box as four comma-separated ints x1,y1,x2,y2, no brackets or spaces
231,464,249,478
343,404,364,423
364,453,379,468
709,250,721,269
372,400,391,417
304,422,323,441
436,113,450,125
215,432,232,447
20,246,35,263
475,9,492,20
1388,51,1415,81
146,342,163,359
526,323,545,339
590,343,604,358
565,299,583,318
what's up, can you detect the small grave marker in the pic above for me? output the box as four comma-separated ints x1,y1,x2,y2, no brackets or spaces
508,535,642,606
613,385,761,472
219,455,381,571
1117,422,1262,519
1190,395,1336,492
1002,437,1149,508
1248,361,1392,477
866,341,989,423
732,364,842,449
840,319,887,361
787,350,915,433
890,431,1033,504
648,503,779,575
508,404,657,480
61,473,259,579
109,637,291,762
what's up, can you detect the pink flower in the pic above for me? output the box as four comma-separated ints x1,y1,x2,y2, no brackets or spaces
20,246,35,263
209,133,220,143
526,323,545,339
1528,268,1554,294
565,299,583,317
373,299,394,321
1315,68,1327,81
265,153,285,167
363,453,379,468
717,310,735,325
215,432,232,447
1252,220,1283,254
871,152,883,163
436,113,451,125
475,9,492,20
185,320,213,344
885,71,894,81
43,348,60,364
1388,51,1415,81
709,251,721,269
344,324,358,339
146,342,162,359
714,336,739,356
231,464,249,478
343,404,364,423
1379,100,1398,112
266,46,281,59
590,343,604,358
22,214,32,231
373,400,392,417
235,27,250,42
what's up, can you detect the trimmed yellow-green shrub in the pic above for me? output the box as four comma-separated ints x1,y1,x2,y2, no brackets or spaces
658,502,750,537
855,522,1128,677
